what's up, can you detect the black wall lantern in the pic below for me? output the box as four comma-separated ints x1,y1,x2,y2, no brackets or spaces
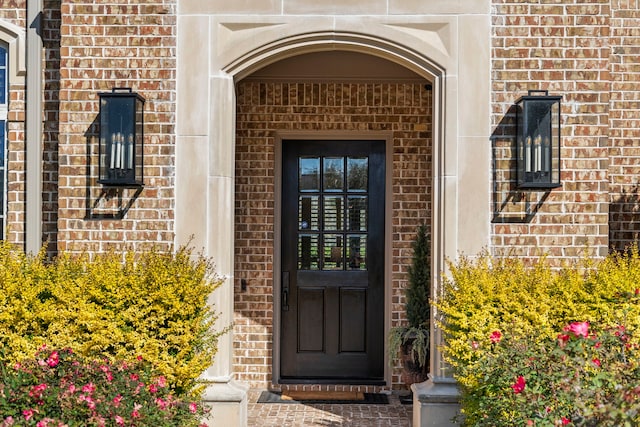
98,88,144,186
515,90,562,189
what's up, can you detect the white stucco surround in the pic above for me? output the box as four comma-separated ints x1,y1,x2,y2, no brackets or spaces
176,3,490,426
0,19,26,85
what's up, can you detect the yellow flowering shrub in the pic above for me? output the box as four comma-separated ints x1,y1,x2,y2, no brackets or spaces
436,247,640,390
0,240,224,395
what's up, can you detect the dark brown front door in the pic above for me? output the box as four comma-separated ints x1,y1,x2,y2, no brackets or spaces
280,139,385,382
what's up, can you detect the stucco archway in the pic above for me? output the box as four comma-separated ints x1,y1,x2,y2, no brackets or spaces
227,32,447,384
176,13,490,426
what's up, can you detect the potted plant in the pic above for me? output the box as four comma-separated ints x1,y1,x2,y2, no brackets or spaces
389,224,431,396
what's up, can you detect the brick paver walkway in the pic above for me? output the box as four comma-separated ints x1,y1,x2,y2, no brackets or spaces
247,390,412,426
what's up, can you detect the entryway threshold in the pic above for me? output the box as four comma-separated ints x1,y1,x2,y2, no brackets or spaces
257,389,390,404
248,389,412,427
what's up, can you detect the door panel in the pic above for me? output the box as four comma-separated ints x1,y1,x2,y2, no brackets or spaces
340,288,366,353
281,139,385,382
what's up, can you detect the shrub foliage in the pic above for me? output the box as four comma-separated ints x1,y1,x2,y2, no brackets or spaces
436,247,640,426
0,347,210,426
0,240,223,395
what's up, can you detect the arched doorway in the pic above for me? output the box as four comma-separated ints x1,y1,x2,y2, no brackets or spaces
176,13,491,423
233,51,433,387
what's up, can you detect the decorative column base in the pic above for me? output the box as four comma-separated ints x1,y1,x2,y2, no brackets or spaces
411,376,461,427
201,380,249,427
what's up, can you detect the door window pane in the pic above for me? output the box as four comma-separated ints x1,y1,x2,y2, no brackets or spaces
347,235,367,270
323,234,343,270
323,196,343,231
347,157,368,191
299,196,319,230
299,157,320,192
298,234,319,270
347,196,367,231
323,157,343,191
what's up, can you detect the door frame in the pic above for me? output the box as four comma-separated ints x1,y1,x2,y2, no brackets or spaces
273,130,394,385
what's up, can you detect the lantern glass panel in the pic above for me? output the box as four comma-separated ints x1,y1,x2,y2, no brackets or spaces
516,93,561,189
98,90,144,186
135,96,144,184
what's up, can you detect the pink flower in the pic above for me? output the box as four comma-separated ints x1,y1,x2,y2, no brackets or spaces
189,402,198,414
557,333,570,348
115,416,124,426
129,373,139,381
79,394,96,409
511,375,526,394
149,383,158,393
112,394,123,407
29,384,47,398
3,416,14,426
134,382,144,395
592,358,601,367
155,397,168,410
82,383,96,394
615,326,628,342
155,376,167,388
561,416,570,425
46,351,59,368
132,403,142,418
471,341,479,350
490,330,502,344
22,409,35,421
105,372,113,382
67,384,76,394
566,321,589,338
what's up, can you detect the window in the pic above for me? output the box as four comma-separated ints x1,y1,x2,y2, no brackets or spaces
0,44,7,239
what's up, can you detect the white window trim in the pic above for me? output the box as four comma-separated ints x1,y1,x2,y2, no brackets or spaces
0,19,25,85
0,41,7,239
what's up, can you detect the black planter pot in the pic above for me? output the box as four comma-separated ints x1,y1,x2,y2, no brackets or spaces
400,338,429,386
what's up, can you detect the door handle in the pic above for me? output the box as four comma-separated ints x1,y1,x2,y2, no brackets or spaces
282,271,290,311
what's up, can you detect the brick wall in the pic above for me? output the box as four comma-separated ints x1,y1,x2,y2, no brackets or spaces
43,1,61,254
609,0,640,250
234,81,432,389
491,0,611,262
1,2,26,246
57,0,176,253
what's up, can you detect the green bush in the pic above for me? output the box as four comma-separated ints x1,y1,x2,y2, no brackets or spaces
436,247,640,425
0,347,211,426
461,322,640,426
0,240,224,396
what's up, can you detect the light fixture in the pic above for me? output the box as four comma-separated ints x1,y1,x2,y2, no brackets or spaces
98,88,144,186
515,90,562,189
